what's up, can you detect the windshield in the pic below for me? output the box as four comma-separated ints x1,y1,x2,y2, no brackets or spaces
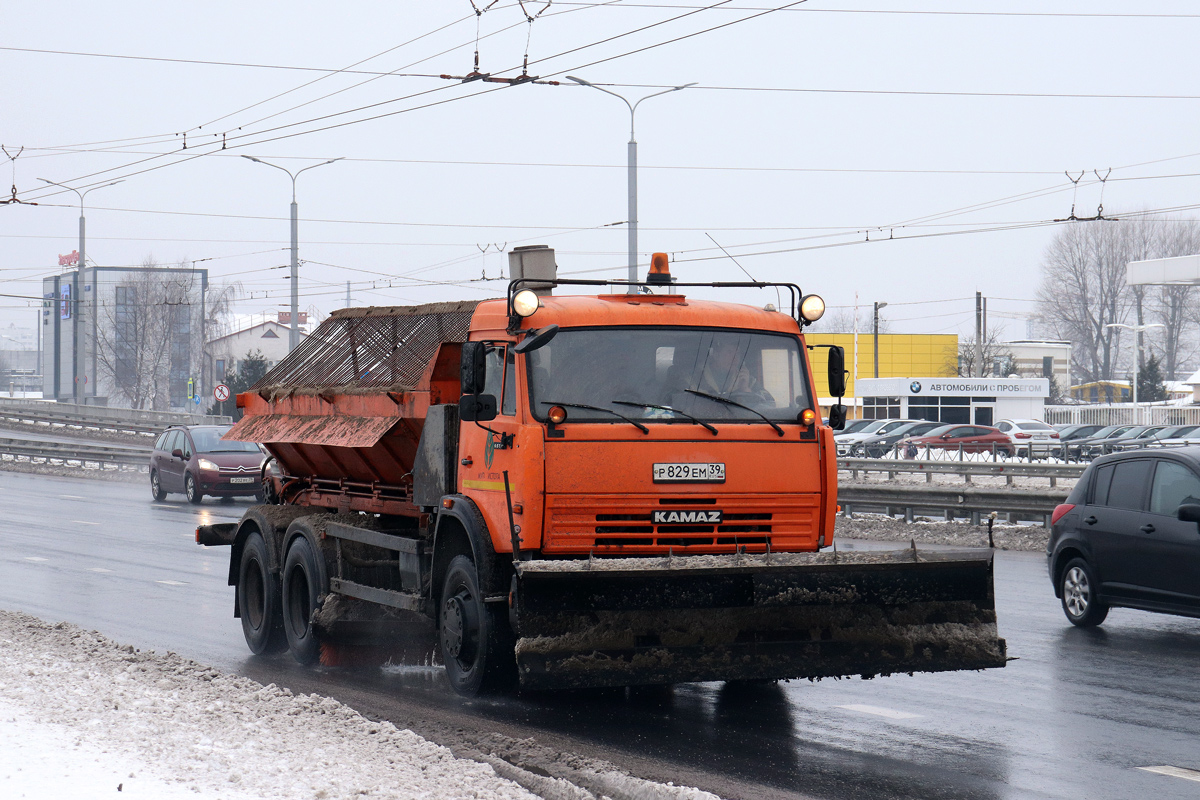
193,427,262,454
526,327,811,424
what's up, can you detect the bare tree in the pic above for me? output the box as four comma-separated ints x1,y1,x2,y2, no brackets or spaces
1035,215,1196,385
95,258,204,409
822,306,890,334
957,328,1013,377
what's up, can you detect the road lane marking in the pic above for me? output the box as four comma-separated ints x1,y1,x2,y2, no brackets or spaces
70,520,101,526
835,704,922,720
59,495,85,500
87,568,112,573
1138,766,1200,782
24,557,48,562
155,580,188,586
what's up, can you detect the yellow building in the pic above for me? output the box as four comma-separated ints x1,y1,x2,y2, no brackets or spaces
806,333,958,411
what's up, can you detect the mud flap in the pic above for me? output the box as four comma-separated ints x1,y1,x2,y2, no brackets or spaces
511,550,1007,691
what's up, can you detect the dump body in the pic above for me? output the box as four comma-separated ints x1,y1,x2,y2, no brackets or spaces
215,289,1006,693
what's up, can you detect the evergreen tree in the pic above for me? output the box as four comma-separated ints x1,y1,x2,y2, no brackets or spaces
208,350,271,417
1137,354,1168,402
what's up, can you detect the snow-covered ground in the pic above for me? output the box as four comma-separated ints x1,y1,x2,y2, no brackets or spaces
0,611,717,800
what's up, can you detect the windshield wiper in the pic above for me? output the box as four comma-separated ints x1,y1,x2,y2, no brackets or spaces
684,389,785,436
611,400,718,435
542,401,650,434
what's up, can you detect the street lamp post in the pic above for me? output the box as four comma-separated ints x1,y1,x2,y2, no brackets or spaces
567,76,695,293
242,156,343,351
873,301,888,378
37,178,123,403
1105,322,1165,425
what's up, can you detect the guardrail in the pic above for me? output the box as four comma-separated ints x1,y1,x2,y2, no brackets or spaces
0,437,149,471
838,481,1068,527
838,457,1085,487
0,400,230,437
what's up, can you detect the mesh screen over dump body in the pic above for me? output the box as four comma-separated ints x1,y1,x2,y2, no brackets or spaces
252,301,480,394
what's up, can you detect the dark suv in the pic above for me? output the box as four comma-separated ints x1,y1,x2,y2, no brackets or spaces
1047,447,1200,626
150,425,265,504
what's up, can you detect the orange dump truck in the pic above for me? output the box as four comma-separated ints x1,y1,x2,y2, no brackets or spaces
198,252,1006,695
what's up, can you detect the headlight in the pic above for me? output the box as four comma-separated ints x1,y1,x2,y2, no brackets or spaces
799,294,825,322
513,290,540,318
198,458,219,472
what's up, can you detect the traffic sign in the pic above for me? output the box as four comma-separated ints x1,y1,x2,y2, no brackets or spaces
214,384,230,402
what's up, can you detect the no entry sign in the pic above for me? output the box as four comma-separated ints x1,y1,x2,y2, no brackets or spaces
214,384,231,402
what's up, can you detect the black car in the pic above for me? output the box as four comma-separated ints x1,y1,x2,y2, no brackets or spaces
850,420,944,458
1047,447,1200,626
1054,424,1103,442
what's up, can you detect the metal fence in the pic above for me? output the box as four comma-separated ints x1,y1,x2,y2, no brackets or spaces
0,399,230,436
1045,404,1200,427
0,437,149,471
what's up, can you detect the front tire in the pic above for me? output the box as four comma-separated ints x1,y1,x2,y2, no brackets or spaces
150,470,167,501
439,555,515,696
185,473,203,504
1060,557,1109,627
238,531,285,654
281,535,324,665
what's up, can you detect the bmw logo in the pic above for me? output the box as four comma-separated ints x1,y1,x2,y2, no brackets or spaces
910,381,922,393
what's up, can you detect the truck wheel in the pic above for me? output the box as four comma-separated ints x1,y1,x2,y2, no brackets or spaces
150,471,167,501
281,535,323,665
237,531,284,654
439,555,515,696
185,473,203,505
1060,558,1109,627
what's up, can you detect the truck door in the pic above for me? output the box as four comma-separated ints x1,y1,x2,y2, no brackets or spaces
459,344,525,551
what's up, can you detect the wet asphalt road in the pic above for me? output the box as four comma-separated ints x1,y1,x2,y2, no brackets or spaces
1,470,1199,800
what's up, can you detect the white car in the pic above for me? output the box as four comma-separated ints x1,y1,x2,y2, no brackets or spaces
835,419,917,455
995,418,1060,455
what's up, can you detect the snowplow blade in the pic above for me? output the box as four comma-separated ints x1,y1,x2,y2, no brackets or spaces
511,549,1006,691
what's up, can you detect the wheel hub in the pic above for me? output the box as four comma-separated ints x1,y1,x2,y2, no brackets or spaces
442,595,466,659
1064,566,1089,617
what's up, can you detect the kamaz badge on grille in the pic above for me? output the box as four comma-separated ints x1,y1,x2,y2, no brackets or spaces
652,510,723,524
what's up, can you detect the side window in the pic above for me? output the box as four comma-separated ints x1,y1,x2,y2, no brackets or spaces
155,432,169,451
181,433,193,459
501,348,516,417
482,346,504,399
1149,461,1200,516
1106,460,1152,511
997,422,1010,432
165,431,182,454
1090,464,1114,506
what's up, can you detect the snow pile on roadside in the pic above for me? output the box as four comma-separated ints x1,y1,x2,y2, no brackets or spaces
0,611,539,800
836,514,1049,552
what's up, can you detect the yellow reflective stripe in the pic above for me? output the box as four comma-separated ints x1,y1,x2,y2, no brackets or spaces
462,479,507,492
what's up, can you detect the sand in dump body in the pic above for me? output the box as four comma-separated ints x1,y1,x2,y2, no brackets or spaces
512,549,1007,690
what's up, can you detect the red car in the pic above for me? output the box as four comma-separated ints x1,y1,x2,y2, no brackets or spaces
899,424,1013,458
149,425,266,504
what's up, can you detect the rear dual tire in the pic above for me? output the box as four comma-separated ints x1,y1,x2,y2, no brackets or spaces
238,532,285,654
282,535,324,666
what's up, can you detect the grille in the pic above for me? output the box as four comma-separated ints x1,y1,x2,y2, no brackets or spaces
253,301,479,393
544,493,818,553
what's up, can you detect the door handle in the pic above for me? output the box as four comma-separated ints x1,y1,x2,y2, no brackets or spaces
1084,515,1097,525
1139,524,1156,534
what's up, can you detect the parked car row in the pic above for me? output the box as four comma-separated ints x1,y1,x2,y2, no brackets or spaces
835,416,1200,461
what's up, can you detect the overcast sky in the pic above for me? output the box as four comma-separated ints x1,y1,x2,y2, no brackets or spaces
3,1,1199,343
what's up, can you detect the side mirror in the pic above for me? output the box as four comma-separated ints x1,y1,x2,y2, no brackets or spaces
459,394,497,422
1178,503,1200,526
171,448,184,459
514,324,559,355
940,433,952,440
460,342,488,395
827,346,846,398
827,404,847,431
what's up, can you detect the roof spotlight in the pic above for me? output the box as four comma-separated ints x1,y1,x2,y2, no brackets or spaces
799,294,826,323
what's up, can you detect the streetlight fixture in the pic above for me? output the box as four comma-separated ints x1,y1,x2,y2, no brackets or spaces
567,76,696,293
242,156,343,351
37,178,124,403
1105,322,1165,424
873,301,888,378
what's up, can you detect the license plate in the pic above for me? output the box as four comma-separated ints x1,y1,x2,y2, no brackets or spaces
652,463,725,483
229,476,254,484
